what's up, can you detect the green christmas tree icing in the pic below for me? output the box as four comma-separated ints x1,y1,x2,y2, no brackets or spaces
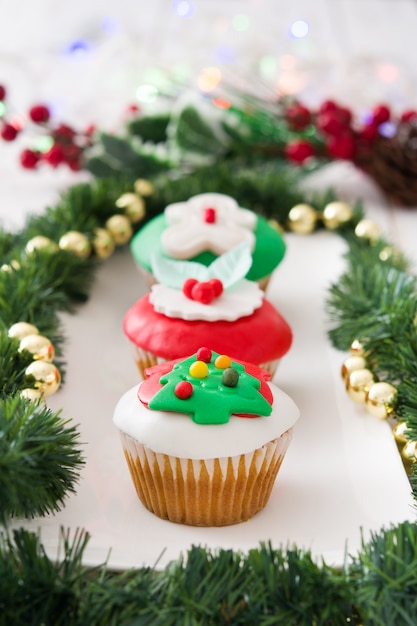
148,350,272,424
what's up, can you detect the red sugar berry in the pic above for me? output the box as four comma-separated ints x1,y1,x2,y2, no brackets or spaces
0,85,6,101
284,139,315,164
204,207,216,223
29,104,50,124
19,149,40,169
191,281,215,304
207,278,223,297
175,381,193,399
372,104,390,125
196,347,212,363
182,278,199,299
285,103,311,130
1,123,18,141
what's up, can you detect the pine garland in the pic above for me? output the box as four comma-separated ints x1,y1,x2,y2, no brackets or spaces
1,99,417,624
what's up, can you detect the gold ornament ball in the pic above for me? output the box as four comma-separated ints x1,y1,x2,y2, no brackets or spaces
134,178,154,196
287,204,318,234
393,421,409,444
19,334,54,362
354,219,381,243
25,235,59,254
92,228,115,259
365,382,397,419
401,440,417,463
8,322,39,341
350,339,365,357
341,355,367,381
20,388,44,402
346,368,374,403
105,214,133,245
59,231,91,259
115,193,146,224
322,201,353,230
25,361,61,396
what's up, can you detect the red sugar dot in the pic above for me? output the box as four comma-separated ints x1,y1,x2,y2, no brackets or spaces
204,207,216,223
175,381,193,399
196,347,212,362
182,278,198,299
207,278,223,297
192,281,215,304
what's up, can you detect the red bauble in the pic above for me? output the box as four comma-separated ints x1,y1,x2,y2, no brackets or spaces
284,140,315,164
0,85,6,101
372,104,390,125
285,103,311,130
20,149,40,169
326,133,356,160
1,123,18,141
43,143,64,167
29,104,50,124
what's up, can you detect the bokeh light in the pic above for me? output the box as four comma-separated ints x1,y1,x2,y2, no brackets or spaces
135,84,159,103
259,56,277,80
232,14,250,32
101,16,120,34
173,0,194,18
0,102,6,117
65,39,93,57
377,63,399,84
197,67,222,93
289,19,309,39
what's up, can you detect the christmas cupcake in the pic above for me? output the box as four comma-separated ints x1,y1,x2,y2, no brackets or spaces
113,348,299,526
123,243,292,378
130,192,286,289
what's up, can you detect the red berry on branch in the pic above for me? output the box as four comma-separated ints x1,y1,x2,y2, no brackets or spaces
336,106,353,126
53,123,76,141
29,104,50,124
318,99,338,114
67,159,82,171
371,104,390,125
284,139,315,164
0,85,6,101
400,109,417,122
326,133,356,160
285,103,311,130
43,143,64,167
1,123,19,141
359,123,378,141
317,111,347,136
19,149,40,169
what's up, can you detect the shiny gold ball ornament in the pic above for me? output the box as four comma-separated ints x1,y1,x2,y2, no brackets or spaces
92,228,115,259
350,339,365,357
134,178,154,196
322,201,353,230
346,368,374,403
365,382,397,419
341,355,367,381
25,361,61,396
287,204,318,234
58,231,91,259
354,219,381,243
19,334,54,362
401,440,417,463
25,235,59,254
393,421,409,444
105,214,133,245
20,388,44,402
8,322,39,341
115,193,145,224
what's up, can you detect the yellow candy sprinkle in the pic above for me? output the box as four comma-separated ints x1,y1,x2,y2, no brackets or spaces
189,360,209,378
215,354,231,369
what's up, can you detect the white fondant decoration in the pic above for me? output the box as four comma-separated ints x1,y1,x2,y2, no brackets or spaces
161,192,257,258
151,242,253,290
149,278,263,321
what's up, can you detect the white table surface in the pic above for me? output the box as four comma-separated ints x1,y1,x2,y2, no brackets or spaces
2,0,417,569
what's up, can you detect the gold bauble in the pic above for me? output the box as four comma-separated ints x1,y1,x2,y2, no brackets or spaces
20,388,44,402
365,382,397,419
346,368,374,403
92,228,115,260
354,219,381,243
25,361,61,396
401,440,417,463
341,355,367,381
115,193,145,224
19,334,54,362
59,231,91,259
8,322,39,341
25,235,59,254
322,201,353,230
350,339,365,357
379,246,401,264
287,204,318,234
105,214,133,245
134,178,154,196
393,421,409,444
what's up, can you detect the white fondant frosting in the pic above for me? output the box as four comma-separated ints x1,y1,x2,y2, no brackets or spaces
161,192,257,258
149,279,263,321
113,384,299,459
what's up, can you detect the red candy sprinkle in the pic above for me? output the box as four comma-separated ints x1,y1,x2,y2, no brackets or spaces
175,381,193,399
182,278,199,299
204,207,216,223
191,281,215,304
196,347,212,362
207,278,223,297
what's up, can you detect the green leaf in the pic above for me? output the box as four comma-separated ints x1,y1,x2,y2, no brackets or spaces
173,105,225,155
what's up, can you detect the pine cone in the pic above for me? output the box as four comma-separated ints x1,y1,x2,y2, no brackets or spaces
369,121,417,207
